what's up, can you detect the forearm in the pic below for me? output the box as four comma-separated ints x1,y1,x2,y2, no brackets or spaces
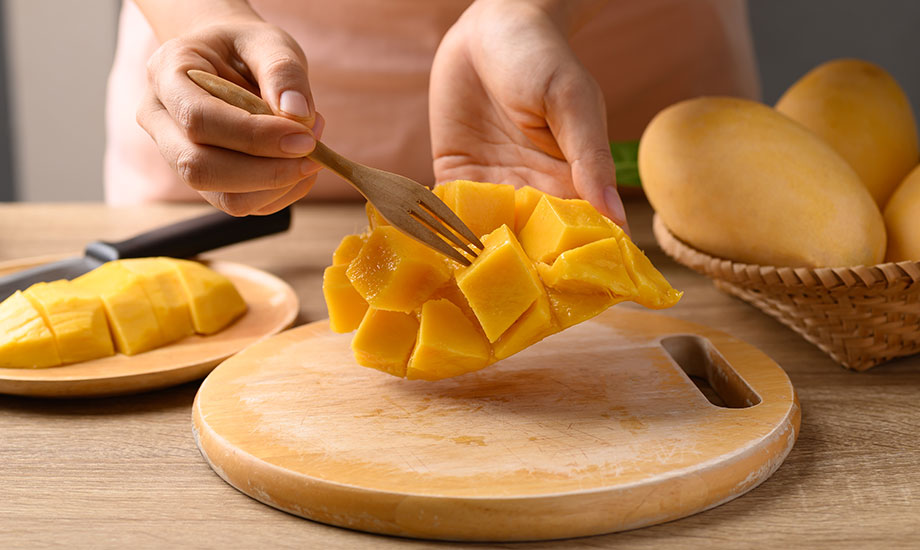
133,0,263,42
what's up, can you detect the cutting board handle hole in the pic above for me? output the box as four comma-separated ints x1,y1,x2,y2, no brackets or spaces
661,335,762,409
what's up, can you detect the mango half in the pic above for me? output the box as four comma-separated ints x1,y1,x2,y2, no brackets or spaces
0,258,246,368
324,180,681,381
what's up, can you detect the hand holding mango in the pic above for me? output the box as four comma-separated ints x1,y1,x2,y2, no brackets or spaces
640,58,920,267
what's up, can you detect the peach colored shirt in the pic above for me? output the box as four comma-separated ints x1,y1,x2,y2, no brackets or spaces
104,0,759,205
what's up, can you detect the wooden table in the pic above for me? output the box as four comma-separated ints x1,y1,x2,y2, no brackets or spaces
1,199,917,549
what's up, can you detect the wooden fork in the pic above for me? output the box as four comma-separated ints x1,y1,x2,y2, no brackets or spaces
187,70,483,266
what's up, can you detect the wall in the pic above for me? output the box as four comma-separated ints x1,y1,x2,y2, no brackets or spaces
3,0,119,202
750,0,920,115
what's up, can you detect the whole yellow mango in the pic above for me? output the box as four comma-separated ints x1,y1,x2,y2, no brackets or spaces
639,96,886,267
775,59,919,207
883,164,920,262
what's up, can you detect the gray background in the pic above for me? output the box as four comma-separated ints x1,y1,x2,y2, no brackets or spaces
0,1,918,202
750,0,920,112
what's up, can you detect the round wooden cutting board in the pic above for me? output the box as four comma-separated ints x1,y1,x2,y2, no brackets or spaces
193,309,800,541
0,258,298,398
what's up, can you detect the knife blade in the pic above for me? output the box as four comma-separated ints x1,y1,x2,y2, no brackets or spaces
0,207,292,301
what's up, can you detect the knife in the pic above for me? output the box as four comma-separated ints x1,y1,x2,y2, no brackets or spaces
0,206,292,301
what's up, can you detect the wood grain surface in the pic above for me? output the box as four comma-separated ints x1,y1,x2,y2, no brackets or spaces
0,199,918,549
193,310,799,540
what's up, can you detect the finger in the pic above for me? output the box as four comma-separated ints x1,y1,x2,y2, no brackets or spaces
138,96,322,193
148,52,317,158
251,175,317,215
236,32,316,126
545,65,629,231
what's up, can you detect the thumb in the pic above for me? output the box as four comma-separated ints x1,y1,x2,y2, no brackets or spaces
546,65,629,232
240,35,316,128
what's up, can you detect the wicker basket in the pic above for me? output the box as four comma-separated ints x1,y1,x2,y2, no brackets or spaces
653,215,920,370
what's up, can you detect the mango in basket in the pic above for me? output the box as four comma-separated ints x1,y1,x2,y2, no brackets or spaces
324,181,682,381
0,258,246,368
776,59,919,207
639,96,886,268
884,164,920,262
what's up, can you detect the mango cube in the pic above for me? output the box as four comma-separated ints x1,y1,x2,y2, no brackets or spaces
24,281,114,364
162,258,246,335
0,291,62,368
352,309,419,377
346,226,451,313
75,262,165,355
514,186,547,233
434,180,515,238
324,180,681,381
332,234,367,266
407,299,492,381
492,293,554,360
519,196,619,263
618,239,683,309
323,265,368,333
538,237,638,297
120,258,195,343
428,277,478,325
456,225,546,342
548,291,621,330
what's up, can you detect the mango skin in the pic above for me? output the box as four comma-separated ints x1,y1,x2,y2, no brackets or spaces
639,96,886,268
776,59,919,207
883,164,920,262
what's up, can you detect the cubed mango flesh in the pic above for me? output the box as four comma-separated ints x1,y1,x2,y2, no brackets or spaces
548,290,621,330
434,180,515,238
75,262,166,355
120,258,195,343
492,293,554,360
455,225,546,342
164,258,247,335
519,196,619,263
407,299,492,381
325,180,681,381
332,234,367,266
514,185,547,233
24,280,114,364
351,309,419,377
0,291,62,368
323,264,368,333
618,238,683,309
347,226,452,313
0,258,247,368
538,237,638,297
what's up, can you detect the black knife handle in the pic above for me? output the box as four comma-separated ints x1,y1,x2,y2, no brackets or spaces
84,207,292,262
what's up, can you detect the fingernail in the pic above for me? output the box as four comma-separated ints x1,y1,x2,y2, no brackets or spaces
280,133,315,154
301,158,322,176
603,185,629,227
279,90,310,118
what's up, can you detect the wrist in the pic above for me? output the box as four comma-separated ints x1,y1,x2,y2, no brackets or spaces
135,0,263,42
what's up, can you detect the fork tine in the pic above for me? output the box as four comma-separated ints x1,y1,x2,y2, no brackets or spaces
399,215,474,266
416,191,485,250
410,205,480,260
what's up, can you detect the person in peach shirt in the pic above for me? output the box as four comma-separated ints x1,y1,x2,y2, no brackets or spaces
105,0,759,231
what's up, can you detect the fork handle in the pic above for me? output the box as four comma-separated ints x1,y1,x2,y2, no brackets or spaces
186,70,372,200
